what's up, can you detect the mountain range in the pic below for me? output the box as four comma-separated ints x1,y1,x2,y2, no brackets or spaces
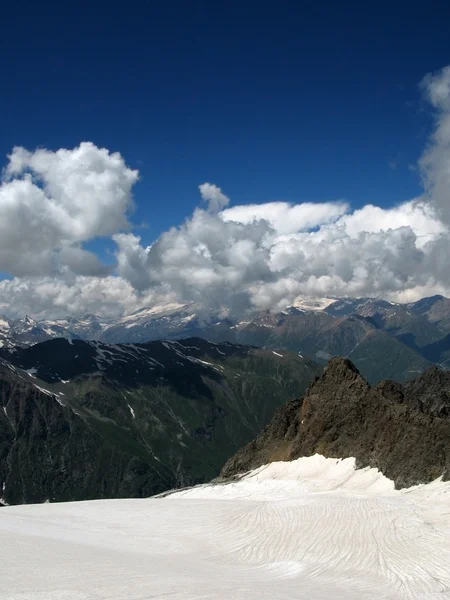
2,294,450,383
0,337,319,505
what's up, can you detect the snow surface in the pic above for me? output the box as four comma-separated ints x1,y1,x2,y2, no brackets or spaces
24,367,37,378
0,317,10,330
290,296,336,310
1,455,450,599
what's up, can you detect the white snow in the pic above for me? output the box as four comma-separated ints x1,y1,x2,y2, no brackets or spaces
272,350,283,357
195,358,214,366
127,403,135,419
32,384,65,406
1,454,450,599
24,367,37,378
0,481,8,507
290,295,336,310
33,384,54,397
0,317,10,330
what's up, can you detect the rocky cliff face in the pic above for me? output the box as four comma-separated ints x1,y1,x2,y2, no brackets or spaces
221,358,450,488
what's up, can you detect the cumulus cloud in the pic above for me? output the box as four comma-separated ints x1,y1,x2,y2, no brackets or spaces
0,142,138,276
0,275,171,320
221,200,349,234
199,183,230,213
333,200,446,248
113,208,274,314
1,66,450,319
109,195,448,316
57,246,113,277
419,65,450,226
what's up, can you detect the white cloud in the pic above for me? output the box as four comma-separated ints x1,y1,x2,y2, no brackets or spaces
221,200,349,234
419,66,450,226
1,66,450,319
57,246,113,277
333,200,445,248
199,183,230,213
113,208,274,314
109,195,449,317
0,184,449,318
0,275,170,320
0,142,138,276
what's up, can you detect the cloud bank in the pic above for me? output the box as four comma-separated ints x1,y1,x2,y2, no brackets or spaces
1,67,450,319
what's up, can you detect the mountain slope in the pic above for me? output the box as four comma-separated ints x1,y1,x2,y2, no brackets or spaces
0,338,320,505
0,362,172,505
221,358,450,488
199,311,433,384
325,297,444,347
408,294,450,334
420,334,450,368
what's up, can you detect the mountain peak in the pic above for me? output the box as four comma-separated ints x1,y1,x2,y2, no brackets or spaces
321,356,361,380
222,356,450,488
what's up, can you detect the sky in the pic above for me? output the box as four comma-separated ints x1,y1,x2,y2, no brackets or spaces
1,1,450,318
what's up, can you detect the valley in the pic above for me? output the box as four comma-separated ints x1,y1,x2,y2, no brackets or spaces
0,337,319,505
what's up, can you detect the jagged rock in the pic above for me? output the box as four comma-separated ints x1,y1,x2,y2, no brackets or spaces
221,357,450,488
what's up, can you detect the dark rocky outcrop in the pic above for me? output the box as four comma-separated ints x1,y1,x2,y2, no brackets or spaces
221,357,450,488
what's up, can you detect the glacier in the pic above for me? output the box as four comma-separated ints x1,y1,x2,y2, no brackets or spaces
1,454,449,599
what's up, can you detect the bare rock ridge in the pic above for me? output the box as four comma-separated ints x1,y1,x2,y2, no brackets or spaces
221,357,450,488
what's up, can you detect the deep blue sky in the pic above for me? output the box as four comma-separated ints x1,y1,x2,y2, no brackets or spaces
1,0,450,247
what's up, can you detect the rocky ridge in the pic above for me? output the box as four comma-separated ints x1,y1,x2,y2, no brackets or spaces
221,357,450,488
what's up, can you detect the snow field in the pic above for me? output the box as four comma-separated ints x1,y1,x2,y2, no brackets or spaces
1,455,449,599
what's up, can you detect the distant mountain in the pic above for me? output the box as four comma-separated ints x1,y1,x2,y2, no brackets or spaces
0,337,319,505
3,294,450,383
197,311,433,384
325,297,444,347
45,314,109,340
99,303,227,343
221,357,450,488
407,295,450,335
324,297,399,318
0,315,80,348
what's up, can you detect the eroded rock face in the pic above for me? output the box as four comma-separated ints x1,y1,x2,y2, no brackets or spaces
221,357,450,488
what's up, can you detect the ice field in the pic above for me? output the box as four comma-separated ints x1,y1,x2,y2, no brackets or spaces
1,455,450,599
